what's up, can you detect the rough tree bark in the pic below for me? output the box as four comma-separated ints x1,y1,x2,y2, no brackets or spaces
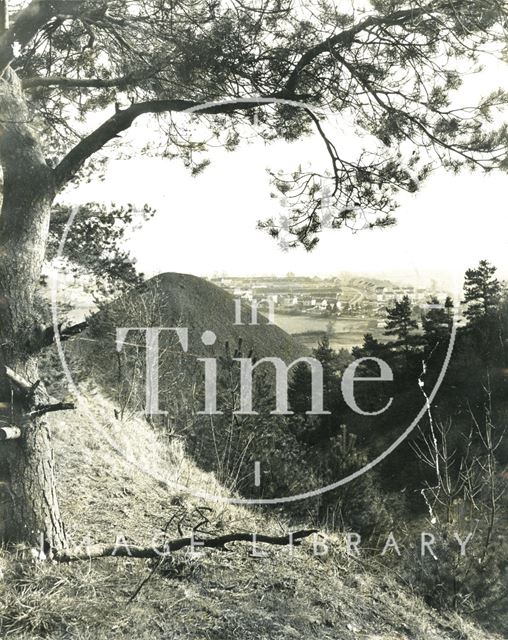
0,66,66,550
0,0,502,556
0,3,259,553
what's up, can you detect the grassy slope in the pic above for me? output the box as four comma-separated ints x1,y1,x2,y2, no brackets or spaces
0,391,500,640
99,272,307,361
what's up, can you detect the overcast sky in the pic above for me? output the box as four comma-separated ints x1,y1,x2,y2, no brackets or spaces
66,51,508,288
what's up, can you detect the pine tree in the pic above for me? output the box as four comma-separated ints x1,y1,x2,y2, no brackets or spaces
352,333,386,360
313,334,336,377
463,261,505,367
288,361,312,415
423,296,454,348
384,295,418,350
1,0,507,551
463,260,501,322
288,334,338,415
314,334,341,412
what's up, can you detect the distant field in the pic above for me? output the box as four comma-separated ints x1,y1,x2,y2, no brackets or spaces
273,312,384,351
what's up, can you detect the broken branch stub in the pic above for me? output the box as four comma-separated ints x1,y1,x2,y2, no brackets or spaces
0,426,21,440
3,366,32,392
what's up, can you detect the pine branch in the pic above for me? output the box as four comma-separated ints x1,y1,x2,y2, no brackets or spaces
284,2,437,93
22,72,148,90
53,97,283,188
3,365,31,391
54,529,317,562
0,0,85,73
27,402,75,418
29,321,89,353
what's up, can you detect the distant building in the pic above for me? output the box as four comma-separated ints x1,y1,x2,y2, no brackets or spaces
233,288,253,301
319,299,331,311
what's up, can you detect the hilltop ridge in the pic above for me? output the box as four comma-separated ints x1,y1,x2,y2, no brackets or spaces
89,271,306,361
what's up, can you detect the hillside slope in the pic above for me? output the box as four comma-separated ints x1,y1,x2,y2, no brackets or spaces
0,390,501,640
94,272,306,361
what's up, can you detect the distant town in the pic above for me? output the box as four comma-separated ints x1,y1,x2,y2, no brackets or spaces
209,274,454,350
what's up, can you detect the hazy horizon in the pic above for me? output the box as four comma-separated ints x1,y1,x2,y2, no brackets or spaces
58,43,507,296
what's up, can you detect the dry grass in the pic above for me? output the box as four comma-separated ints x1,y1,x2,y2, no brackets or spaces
0,391,501,639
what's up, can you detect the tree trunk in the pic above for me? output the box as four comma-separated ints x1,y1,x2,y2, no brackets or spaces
0,68,66,550
0,360,67,551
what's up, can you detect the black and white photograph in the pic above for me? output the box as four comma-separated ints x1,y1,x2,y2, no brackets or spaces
0,1,507,638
